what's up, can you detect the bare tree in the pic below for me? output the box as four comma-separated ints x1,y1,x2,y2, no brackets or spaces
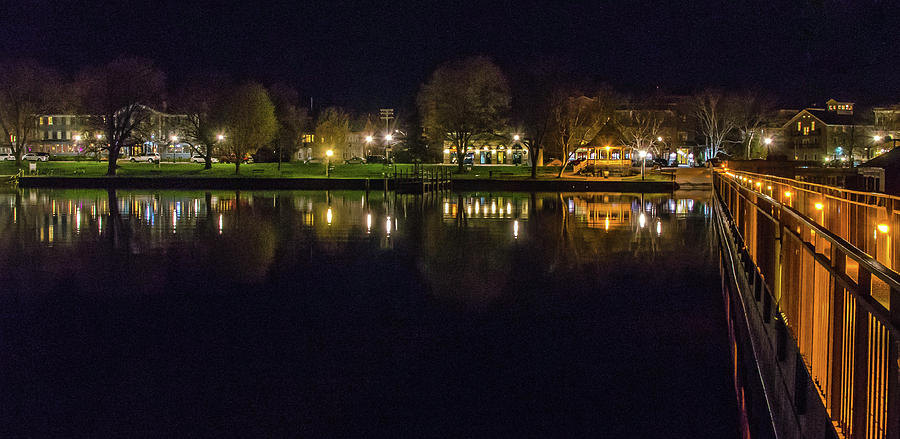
417,56,510,172
616,100,665,157
551,87,617,177
172,73,232,169
834,122,873,165
734,91,775,159
268,83,309,170
76,57,165,175
692,89,738,160
0,60,62,166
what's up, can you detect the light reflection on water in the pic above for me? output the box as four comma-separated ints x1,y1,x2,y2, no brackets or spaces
0,189,708,248
0,188,712,303
0,187,738,437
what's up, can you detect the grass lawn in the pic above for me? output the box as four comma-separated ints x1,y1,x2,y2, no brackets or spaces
0,160,674,182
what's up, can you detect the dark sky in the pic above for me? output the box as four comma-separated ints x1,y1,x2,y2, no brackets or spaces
2,0,899,111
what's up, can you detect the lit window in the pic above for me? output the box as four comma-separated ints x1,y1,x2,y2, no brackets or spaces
798,122,802,131
811,121,815,131
48,116,53,125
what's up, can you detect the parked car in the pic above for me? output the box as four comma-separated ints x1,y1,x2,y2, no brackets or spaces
190,155,219,163
344,156,366,164
130,152,160,163
0,153,14,161
24,152,50,162
462,152,474,165
304,157,323,164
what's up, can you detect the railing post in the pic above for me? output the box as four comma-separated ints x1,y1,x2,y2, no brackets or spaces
830,252,846,417
853,269,872,439
888,287,900,437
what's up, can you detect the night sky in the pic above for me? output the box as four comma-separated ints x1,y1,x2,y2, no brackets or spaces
3,0,899,110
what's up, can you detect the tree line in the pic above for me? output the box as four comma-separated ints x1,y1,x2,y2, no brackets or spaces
0,58,303,175
417,56,782,175
1,56,783,176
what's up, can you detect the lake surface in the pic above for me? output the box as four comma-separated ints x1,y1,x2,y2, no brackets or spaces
0,188,737,437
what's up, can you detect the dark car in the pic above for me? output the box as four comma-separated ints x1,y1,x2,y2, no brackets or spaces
462,152,474,165
365,155,386,164
344,156,366,164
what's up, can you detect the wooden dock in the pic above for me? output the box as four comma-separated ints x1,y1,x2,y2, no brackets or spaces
390,166,452,194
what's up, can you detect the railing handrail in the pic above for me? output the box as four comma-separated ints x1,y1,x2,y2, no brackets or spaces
724,168,895,203
715,172,900,331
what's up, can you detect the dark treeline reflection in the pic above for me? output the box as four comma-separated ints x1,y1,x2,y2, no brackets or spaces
0,188,737,438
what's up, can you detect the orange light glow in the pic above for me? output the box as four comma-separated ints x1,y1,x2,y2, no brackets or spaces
785,191,792,197
878,224,890,234
815,203,824,210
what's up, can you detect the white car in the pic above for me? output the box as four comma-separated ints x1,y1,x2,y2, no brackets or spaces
190,155,219,163
0,153,14,161
23,152,50,162
130,152,160,163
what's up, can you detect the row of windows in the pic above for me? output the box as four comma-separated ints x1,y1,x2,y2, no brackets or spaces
40,116,79,126
797,120,816,133
42,131,76,140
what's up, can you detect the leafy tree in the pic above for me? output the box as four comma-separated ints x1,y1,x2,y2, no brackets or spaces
550,87,617,177
417,56,510,172
314,106,350,159
0,60,62,166
402,110,432,162
220,82,277,174
269,83,308,169
510,67,567,179
76,57,165,175
172,73,232,169
692,89,739,159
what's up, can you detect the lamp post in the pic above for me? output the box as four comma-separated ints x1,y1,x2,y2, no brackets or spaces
326,149,333,177
657,136,669,165
384,133,393,164
639,150,647,180
872,135,883,160
763,137,772,157
170,135,178,164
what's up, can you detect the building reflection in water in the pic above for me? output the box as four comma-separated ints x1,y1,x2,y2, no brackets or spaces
0,188,710,305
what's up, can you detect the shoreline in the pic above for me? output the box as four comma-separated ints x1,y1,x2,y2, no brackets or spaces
16,176,680,192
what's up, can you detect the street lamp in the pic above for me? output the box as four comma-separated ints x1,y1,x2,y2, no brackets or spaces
218,134,225,141
639,150,647,180
365,135,373,156
325,149,334,177
384,134,394,164
513,134,520,142
763,137,773,157
872,135,883,159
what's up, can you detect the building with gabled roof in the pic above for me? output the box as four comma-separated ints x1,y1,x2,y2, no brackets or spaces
781,99,873,163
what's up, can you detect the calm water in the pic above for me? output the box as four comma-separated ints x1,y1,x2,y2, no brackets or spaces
0,188,737,438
